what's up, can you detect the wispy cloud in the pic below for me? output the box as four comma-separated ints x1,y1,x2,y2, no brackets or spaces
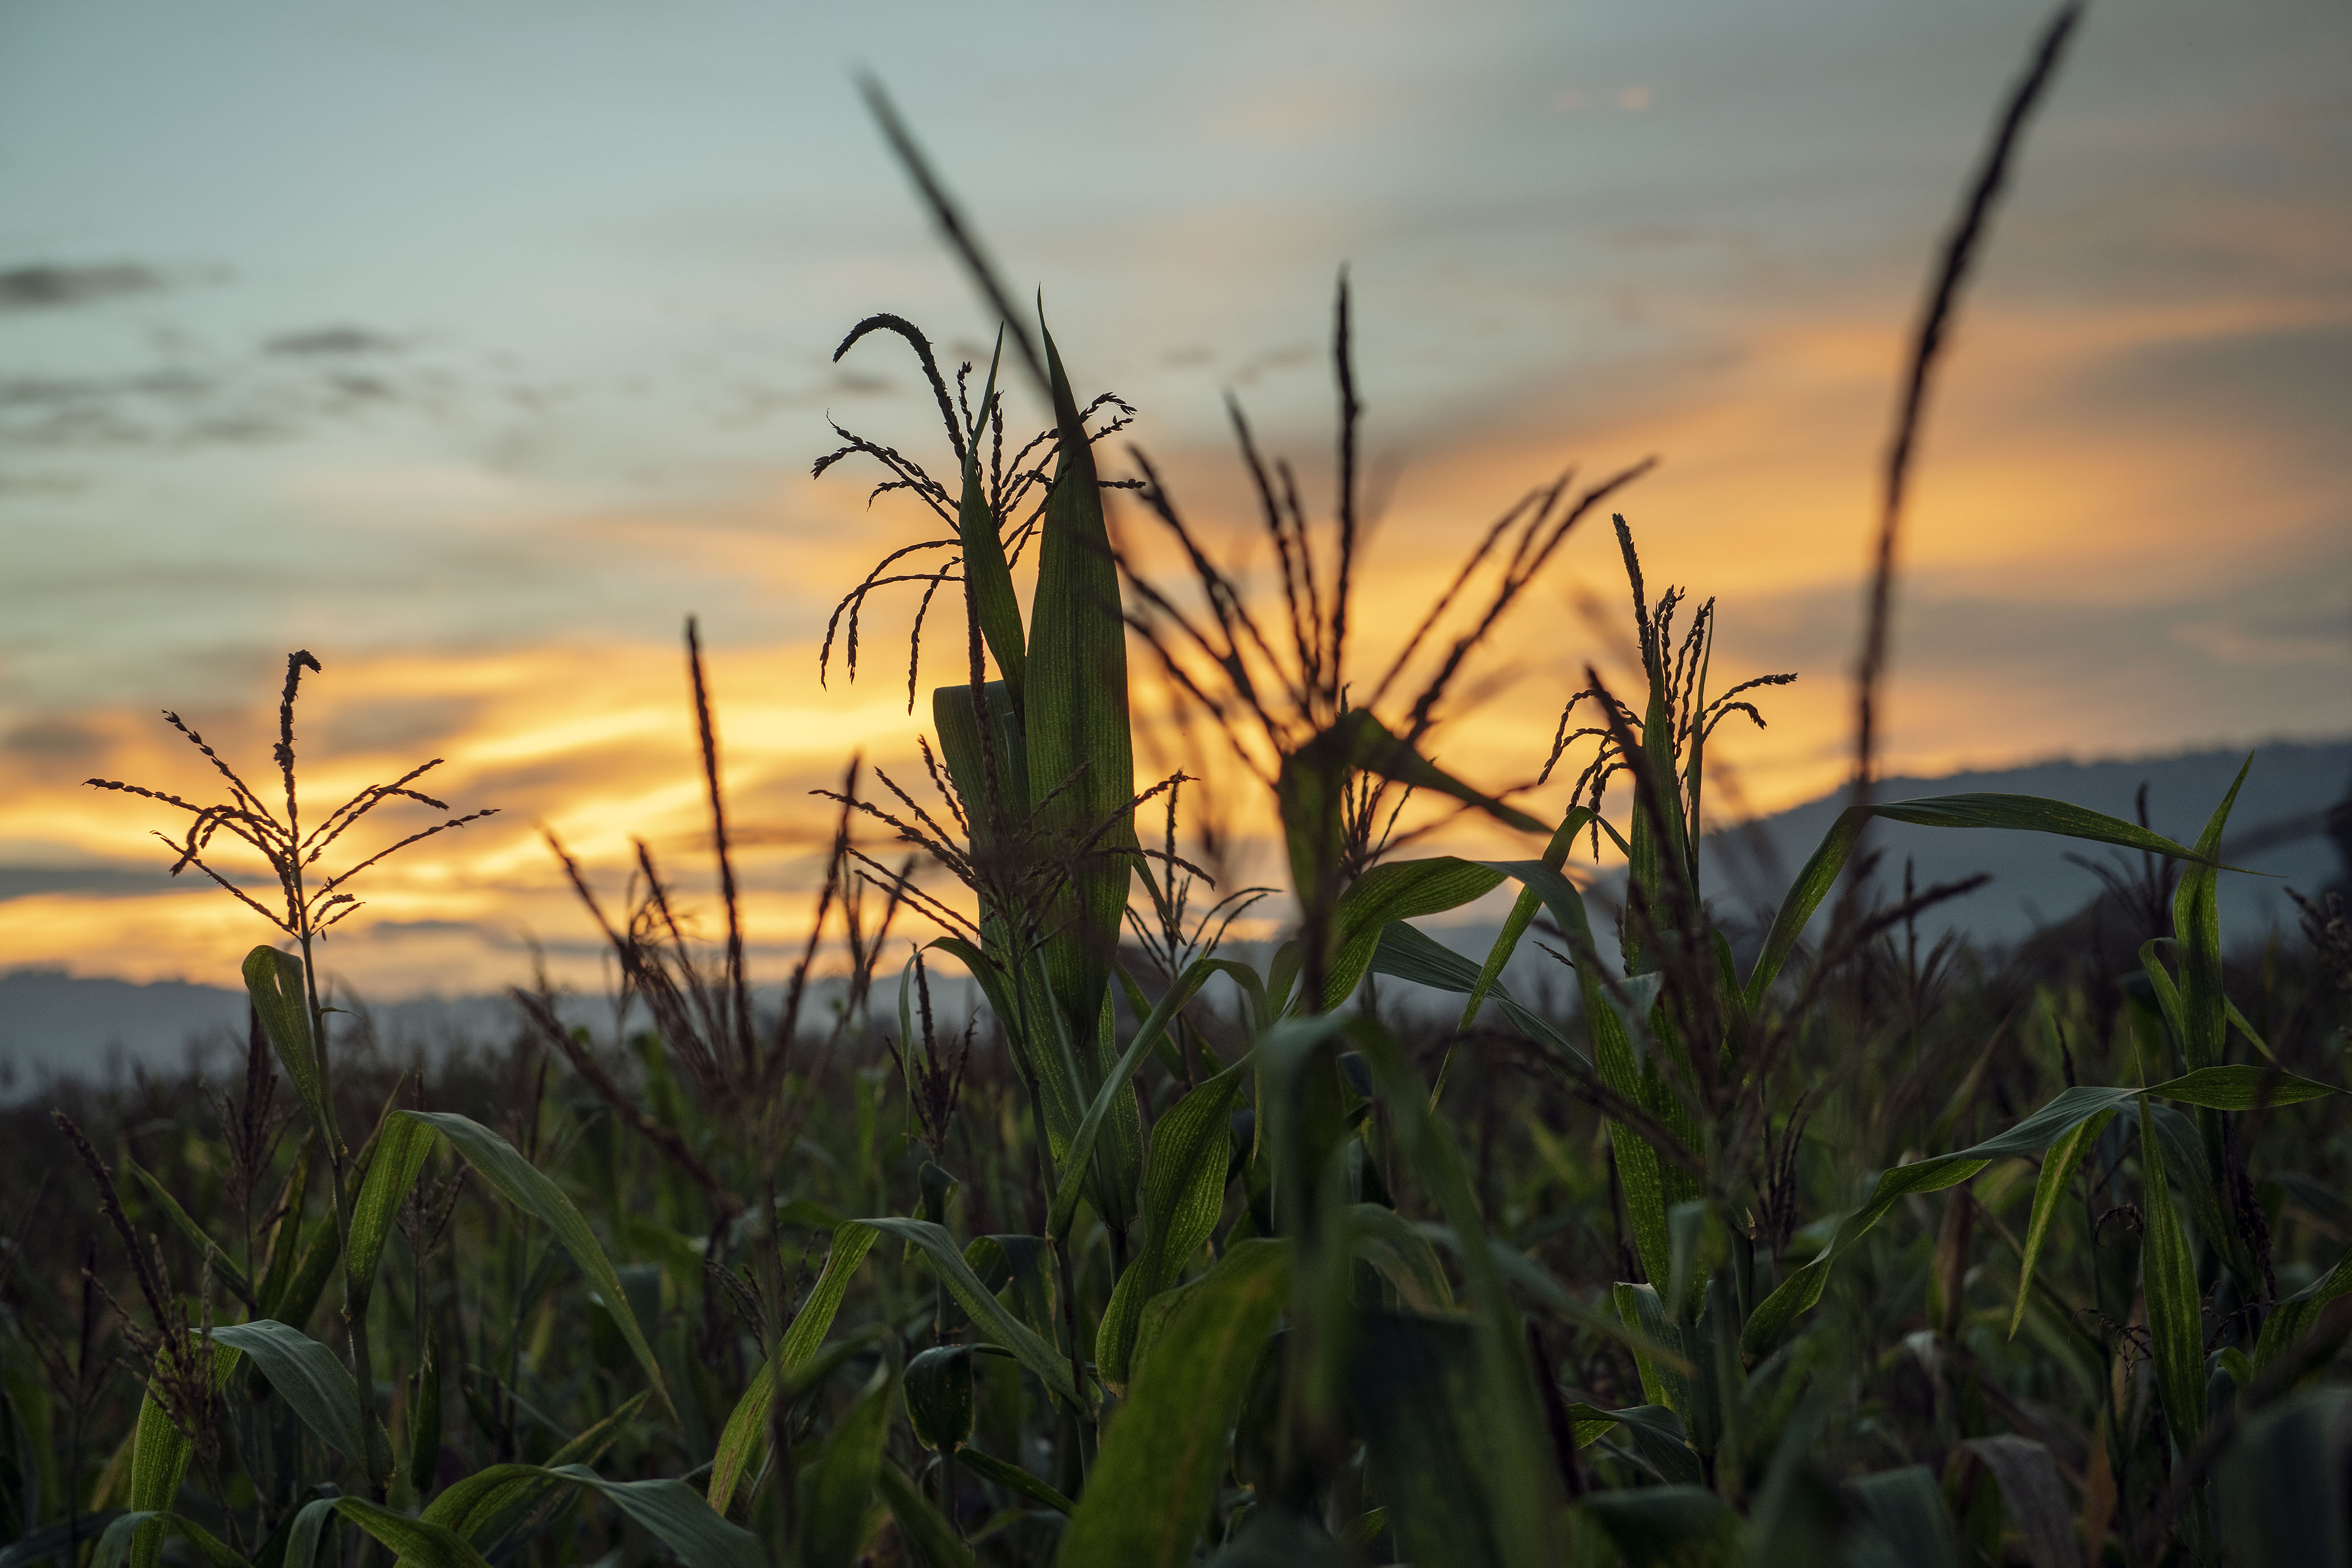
0,262,168,312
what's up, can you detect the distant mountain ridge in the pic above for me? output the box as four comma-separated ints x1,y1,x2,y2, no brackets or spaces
4,737,2345,1093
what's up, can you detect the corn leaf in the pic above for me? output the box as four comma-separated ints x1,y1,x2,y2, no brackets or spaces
397,1111,672,1420
954,349,1024,705
799,1363,893,1568
1345,1203,1455,1314
707,1222,882,1513
1318,857,1508,1011
1743,794,2222,1011
124,1159,254,1309
1060,1238,1291,1568
877,1458,977,1568
2255,1246,2352,1369
952,1447,1073,1514
1368,919,1589,1068
419,1394,643,1550
348,1112,434,1308
855,1218,1081,1405
1096,1058,1246,1386
1025,320,1136,1047
1845,1467,1958,1568
124,1342,240,1568
2008,1110,2113,1338
244,946,330,1144
1047,955,1225,1236
2171,757,2251,1070
211,1320,368,1468
2137,1097,2205,1447
335,1497,493,1568
1574,1486,1741,1566
542,1464,762,1568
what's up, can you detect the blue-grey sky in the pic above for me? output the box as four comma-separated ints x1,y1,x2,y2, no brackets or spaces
2,1,2347,990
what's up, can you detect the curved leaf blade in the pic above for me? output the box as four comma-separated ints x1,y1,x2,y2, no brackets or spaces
1060,1239,1292,1568
397,1110,672,1420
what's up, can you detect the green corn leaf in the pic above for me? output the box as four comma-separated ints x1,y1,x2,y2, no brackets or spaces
707,1221,880,1513
245,946,332,1144
930,680,1030,843
334,1497,493,1568
1956,1436,2075,1568
855,1218,1081,1406
877,1459,977,1568
1563,1404,1703,1485
420,1393,643,1548
1096,1057,1246,1385
211,1320,368,1468
1060,1238,1292,1568
1367,920,1589,1068
409,1338,442,1498
1342,1311,1524,1568
271,1210,342,1332
2147,1064,2341,1109
1342,1019,1559,1568
348,1112,434,1308
281,1496,338,1568
1744,1060,2333,1354
1574,1486,1741,1567
92,1513,244,1568
123,1342,240,1568
1344,1202,1455,1313
0,1513,125,1568
954,345,1024,705
1025,320,1137,1048
952,1447,1073,1514
1317,857,1508,1011
799,1363,893,1568
541,1465,762,1568
2172,757,2251,1071
2217,1389,2352,1565
1275,712,1546,918
1047,954,1226,1237
1743,794,2223,1011
2255,1246,2352,1369
1845,1467,1958,1568
124,1159,254,1309
1089,983,1146,1238
1457,807,1595,1027
396,1111,672,1420
1487,856,1693,1291
875,1457,973,1568
2008,1110,2113,1338
2138,1097,2205,1447
253,1138,315,1320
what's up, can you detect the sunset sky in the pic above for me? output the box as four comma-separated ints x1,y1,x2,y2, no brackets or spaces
2,1,2347,995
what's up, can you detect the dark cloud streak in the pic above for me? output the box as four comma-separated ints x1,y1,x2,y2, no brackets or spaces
0,262,168,312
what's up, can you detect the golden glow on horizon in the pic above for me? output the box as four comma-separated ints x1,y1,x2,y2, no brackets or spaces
3,283,2344,993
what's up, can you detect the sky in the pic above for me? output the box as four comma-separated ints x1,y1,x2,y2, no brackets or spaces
1,0,2347,995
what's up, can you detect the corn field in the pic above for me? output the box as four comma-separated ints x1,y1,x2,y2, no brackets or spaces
4,9,2349,1567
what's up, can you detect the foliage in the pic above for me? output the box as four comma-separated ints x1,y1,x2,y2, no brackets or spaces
8,10,2351,1566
